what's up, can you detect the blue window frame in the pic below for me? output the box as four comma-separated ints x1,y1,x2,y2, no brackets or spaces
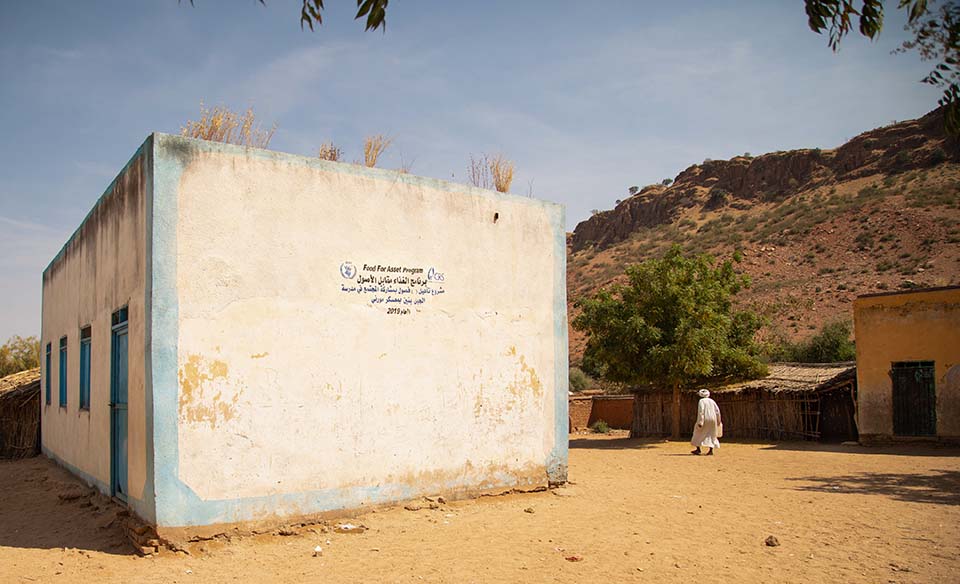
45,343,51,405
79,326,91,410
59,336,67,408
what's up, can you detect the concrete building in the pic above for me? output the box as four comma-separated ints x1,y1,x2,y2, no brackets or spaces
854,286,960,444
40,134,568,535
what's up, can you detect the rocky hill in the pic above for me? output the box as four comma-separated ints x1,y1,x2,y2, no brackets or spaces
567,108,960,364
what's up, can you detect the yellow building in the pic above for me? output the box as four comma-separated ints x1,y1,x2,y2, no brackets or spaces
854,286,960,444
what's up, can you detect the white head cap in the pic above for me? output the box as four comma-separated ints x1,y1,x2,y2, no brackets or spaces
698,389,710,398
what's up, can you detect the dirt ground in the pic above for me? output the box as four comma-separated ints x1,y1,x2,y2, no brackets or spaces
2,433,958,583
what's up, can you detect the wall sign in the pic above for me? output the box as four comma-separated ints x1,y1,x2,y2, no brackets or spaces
339,262,446,315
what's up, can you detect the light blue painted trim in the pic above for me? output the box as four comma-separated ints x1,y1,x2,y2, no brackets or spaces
150,134,184,527
43,444,151,522
42,446,110,499
147,133,568,527
149,132,563,214
546,204,569,483
41,446,154,518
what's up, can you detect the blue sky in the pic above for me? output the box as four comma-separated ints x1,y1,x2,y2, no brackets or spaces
0,1,941,340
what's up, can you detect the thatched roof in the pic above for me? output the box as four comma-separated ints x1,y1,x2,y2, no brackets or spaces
710,362,856,395
0,368,41,404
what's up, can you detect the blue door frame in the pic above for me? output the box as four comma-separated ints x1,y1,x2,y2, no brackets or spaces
110,309,129,501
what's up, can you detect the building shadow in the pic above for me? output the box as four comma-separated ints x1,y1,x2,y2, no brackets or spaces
568,436,660,450
760,441,960,457
787,469,960,506
0,457,135,554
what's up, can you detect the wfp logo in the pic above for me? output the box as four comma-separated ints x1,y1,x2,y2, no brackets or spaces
340,262,357,279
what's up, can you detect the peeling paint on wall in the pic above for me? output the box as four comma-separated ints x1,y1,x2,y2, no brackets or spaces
178,355,241,429
506,346,543,399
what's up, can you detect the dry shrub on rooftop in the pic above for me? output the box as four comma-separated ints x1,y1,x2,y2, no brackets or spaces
180,103,276,148
363,134,393,167
317,141,343,162
467,153,516,193
467,154,493,190
490,154,515,193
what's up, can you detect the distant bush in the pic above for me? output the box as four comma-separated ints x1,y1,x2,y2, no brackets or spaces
767,321,856,363
661,178,673,186
854,231,874,250
590,420,611,434
569,367,592,392
0,335,40,378
930,147,947,165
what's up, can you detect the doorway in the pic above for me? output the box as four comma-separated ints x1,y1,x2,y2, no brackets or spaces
891,361,936,436
110,307,129,500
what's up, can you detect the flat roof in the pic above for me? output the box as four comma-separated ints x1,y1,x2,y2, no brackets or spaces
855,285,960,300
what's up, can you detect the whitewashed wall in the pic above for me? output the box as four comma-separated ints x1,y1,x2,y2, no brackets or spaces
151,135,566,527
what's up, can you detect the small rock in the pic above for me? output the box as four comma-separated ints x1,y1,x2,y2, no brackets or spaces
57,484,88,502
312,546,323,557
404,502,439,512
765,535,780,547
524,507,535,514
335,523,366,534
565,555,583,562
437,496,446,505
277,528,297,536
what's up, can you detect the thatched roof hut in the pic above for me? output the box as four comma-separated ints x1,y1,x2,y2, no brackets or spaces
631,363,858,442
0,367,41,458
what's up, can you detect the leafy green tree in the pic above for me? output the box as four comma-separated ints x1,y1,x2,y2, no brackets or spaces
806,0,960,133
0,335,41,378
184,0,389,31
297,0,388,31
573,246,767,439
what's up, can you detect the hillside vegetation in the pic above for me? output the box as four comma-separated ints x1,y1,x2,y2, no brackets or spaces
567,108,960,364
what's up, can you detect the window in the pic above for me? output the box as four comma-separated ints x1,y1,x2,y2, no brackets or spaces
45,343,51,405
59,336,67,408
112,306,128,327
80,327,91,410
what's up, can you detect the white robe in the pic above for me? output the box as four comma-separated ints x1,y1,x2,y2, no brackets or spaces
691,397,722,449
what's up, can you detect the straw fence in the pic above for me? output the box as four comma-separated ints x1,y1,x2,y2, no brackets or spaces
630,363,857,441
0,368,41,458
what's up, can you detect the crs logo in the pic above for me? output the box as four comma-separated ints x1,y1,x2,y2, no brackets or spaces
427,267,445,282
340,261,357,279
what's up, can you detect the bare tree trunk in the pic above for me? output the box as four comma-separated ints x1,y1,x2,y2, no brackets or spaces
671,383,681,440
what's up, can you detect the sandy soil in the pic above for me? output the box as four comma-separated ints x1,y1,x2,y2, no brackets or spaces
2,434,958,583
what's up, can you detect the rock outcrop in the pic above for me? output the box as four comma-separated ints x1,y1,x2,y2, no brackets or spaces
570,108,957,252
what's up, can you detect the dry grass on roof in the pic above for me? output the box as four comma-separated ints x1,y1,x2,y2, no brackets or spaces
0,368,40,400
710,362,856,395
